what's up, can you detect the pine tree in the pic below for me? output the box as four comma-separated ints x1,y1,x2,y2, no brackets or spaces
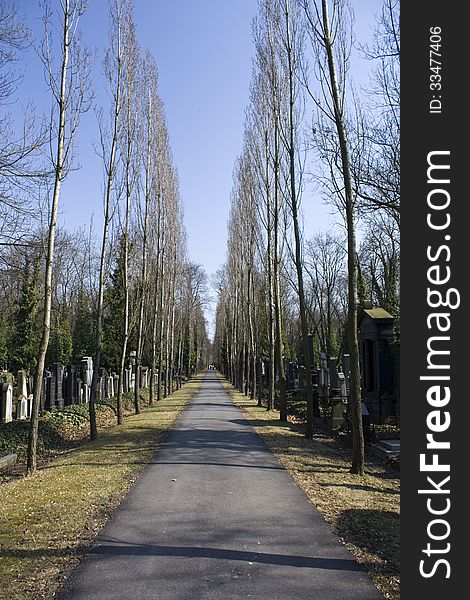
9,257,41,374
72,287,95,362
101,237,127,371
46,307,73,366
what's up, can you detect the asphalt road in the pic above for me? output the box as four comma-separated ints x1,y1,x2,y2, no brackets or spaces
59,371,382,599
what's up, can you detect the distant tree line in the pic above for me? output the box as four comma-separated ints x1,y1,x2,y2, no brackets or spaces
213,0,399,475
0,0,210,473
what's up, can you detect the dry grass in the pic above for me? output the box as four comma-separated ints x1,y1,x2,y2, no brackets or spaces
221,378,400,600
0,375,203,600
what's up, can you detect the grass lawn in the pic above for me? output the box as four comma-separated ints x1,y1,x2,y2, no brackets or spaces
0,375,203,600
220,377,400,600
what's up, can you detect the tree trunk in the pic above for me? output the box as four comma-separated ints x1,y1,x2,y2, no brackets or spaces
157,247,165,401
134,87,152,414
273,112,287,421
117,186,130,425
168,266,177,394
321,0,364,474
149,188,162,405
265,131,275,411
284,0,317,438
27,1,71,473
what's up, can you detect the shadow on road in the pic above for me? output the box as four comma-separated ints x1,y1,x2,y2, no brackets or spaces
88,539,364,572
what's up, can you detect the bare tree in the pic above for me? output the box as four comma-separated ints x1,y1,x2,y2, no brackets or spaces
27,0,90,473
133,53,155,415
359,210,399,319
301,0,365,473
0,1,44,250
358,0,399,224
277,0,318,435
90,0,129,436
252,0,289,417
305,231,346,357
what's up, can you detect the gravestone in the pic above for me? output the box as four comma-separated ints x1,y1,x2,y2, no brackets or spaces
81,357,93,388
124,368,130,393
16,370,28,419
44,370,54,410
1,383,13,423
0,453,17,469
80,357,93,404
108,374,114,398
341,354,350,383
311,365,319,387
52,363,64,410
338,372,348,402
141,366,149,389
113,373,119,396
129,351,136,391
38,373,46,412
318,352,328,401
328,357,339,392
100,368,107,398
65,365,77,405
75,377,83,403
27,394,33,417
130,367,135,391
330,399,345,429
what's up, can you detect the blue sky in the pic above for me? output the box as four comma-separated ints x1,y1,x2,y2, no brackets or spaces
15,0,381,334
20,0,261,276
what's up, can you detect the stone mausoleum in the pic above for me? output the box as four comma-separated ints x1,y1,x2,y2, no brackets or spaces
359,307,399,423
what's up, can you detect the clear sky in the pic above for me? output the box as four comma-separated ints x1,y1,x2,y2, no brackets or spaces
16,0,380,334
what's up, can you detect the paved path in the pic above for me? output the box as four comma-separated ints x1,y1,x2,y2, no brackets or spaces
59,372,382,599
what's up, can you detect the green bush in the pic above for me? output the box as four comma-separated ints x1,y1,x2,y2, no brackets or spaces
0,403,115,461
0,419,64,461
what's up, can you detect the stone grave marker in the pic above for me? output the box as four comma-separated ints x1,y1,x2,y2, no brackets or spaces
318,352,328,400
141,366,149,389
16,370,28,419
328,357,339,391
53,363,64,410
64,365,77,405
75,377,83,403
341,353,350,385
113,373,119,395
27,393,33,417
81,357,93,388
1,383,13,423
338,372,348,402
44,370,54,410
108,374,114,398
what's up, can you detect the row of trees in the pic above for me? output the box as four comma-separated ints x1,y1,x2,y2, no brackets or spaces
213,0,400,475
0,0,210,473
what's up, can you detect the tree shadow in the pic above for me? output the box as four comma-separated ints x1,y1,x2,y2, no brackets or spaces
336,508,399,572
317,482,399,495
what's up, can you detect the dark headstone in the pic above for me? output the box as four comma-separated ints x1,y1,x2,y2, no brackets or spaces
64,365,77,405
53,362,64,410
44,370,54,410
328,357,339,390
